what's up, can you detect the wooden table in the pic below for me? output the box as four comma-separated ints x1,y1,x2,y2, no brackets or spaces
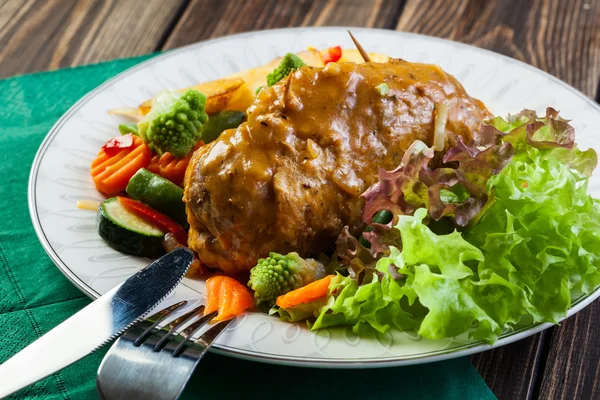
1,0,599,398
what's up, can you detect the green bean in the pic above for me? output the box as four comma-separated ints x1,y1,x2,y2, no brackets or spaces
118,123,139,136
202,110,246,144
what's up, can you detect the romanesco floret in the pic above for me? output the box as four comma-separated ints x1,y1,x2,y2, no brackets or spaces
266,53,306,86
248,252,325,305
138,89,208,158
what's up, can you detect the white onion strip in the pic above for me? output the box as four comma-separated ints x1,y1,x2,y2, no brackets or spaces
433,102,449,151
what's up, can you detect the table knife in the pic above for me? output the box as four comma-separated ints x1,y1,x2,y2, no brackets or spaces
0,248,193,398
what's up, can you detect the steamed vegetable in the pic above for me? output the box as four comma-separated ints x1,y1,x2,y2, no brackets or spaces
276,275,335,309
125,168,187,226
205,276,254,321
201,110,246,144
91,134,152,196
119,123,139,136
97,197,165,257
117,196,187,245
147,141,203,186
138,89,208,158
248,252,327,305
322,46,342,64
266,53,306,86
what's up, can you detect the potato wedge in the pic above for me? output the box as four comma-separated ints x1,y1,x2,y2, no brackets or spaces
337,49,390,63
138,77,245,116
108,107,143,121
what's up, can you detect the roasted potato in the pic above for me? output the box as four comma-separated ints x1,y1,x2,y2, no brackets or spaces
336,49,390,63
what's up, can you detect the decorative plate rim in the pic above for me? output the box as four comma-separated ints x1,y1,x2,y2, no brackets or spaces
27,27,600,368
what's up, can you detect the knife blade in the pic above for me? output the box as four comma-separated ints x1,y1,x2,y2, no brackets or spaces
0,247,193,398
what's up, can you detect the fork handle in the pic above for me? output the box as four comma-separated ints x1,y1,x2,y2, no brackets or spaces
97,317,234,400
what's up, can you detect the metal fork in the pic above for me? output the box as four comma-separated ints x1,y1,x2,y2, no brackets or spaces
96,301,234,400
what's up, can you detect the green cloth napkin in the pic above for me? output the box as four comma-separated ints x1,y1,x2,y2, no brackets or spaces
0,56,496,400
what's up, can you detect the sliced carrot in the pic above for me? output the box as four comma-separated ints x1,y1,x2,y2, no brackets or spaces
204,276,254,321
147,154,161,175
205,276,225,317
91,135,151,196
276,275,335,309
157,141,203,186
144,142,203,186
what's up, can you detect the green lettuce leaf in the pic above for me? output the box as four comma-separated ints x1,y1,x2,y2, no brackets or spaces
465,110,600,323
312,209,510,342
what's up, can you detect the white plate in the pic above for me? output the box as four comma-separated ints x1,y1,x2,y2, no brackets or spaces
28,27,600,368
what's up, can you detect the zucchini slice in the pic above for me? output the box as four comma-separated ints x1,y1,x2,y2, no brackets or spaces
97,197,165,257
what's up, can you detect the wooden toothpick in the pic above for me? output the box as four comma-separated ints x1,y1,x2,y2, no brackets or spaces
348,30,371,62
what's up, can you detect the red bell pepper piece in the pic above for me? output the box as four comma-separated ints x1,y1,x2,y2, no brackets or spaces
323,46,342,64
102,133,134,156
117,197,188,244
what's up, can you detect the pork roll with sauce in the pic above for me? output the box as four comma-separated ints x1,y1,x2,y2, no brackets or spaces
184,60,491,274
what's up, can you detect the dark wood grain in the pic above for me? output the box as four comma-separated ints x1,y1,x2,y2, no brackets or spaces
398,1,600,399
539,302,600,400
397,0,600,98
0,0,187,78
469,337,546,400
163,0,405,49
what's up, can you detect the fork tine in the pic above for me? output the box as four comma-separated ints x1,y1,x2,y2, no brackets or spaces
180,311,218,339
153,304,205,351
133,300,188,346
173,317,234,357
170,311,218,356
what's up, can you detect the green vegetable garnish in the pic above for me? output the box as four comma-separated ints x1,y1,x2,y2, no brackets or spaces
375,83,390,96
266,53,305,86
126,168,187,227
118,123,139,136
248,252,327,306
201,110,246,144
465,111,600,323
138,89,208,158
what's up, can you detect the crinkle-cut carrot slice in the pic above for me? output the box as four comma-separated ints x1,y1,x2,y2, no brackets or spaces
155,141,203,186
90,135,151,196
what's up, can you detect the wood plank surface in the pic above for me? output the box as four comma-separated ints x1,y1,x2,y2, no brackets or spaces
397,0,600,99
469,336,546,400
0,0,187,78
539,302,600,400
397,1,600,399
1,1,600,399
162,0,404,49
